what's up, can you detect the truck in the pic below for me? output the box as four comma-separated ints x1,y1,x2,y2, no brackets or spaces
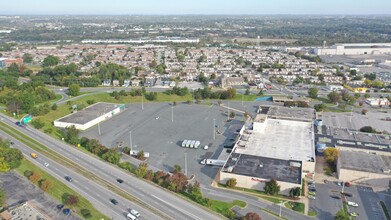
200,159,226,166
129,150,150,158
189,140,196,148
185,140,192,148
31,153,38,159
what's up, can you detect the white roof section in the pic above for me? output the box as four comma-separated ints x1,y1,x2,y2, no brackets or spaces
235,118,315,162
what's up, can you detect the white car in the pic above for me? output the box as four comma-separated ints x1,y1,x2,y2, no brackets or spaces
130,209,140,218
347,201,358,207
44,162,49,167
308,195,316,200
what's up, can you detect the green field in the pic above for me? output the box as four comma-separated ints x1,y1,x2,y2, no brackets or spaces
16,159,107,220
209,199,246,216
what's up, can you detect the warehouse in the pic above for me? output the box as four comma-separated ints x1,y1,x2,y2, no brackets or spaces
315,43,391,55
54,102,125,130
219,106,316,195
337,151,391,190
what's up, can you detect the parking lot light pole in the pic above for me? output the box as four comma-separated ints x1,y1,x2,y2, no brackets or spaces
279,201,283,217
185,152,188,176
341,181,345,194
129,131,133,151
98,122,101,136
142,94,144,110
171,105,174,122
213,119,216,140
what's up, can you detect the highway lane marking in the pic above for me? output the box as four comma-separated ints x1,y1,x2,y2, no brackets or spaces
151,194,201,220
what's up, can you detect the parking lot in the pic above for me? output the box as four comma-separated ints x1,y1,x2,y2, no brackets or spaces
81,101,265,185
309,181,389,220
0,171,80,220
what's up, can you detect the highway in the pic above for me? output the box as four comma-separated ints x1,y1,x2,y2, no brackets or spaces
0,116,222,220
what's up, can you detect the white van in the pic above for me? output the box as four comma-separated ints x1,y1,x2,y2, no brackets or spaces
194,141,200,148
182,140,188,147
185,140,191,148
127,213,137,220
190,140,196,148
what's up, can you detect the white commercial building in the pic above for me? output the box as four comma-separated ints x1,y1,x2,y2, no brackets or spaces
315,43,391,55
220,106,316,195
54,102,125,130
365,98,390,106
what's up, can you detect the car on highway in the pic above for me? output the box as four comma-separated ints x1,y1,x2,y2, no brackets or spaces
10,141,14,145
308,195,316,200
117,178,124,183
44,162,49,167
65,176,72,182
127,213,137,220
349,212,359,217
129,209,141,218
347,201,358,207
110,199,118,205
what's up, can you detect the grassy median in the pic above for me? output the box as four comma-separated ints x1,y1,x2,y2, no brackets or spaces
16,159,108,220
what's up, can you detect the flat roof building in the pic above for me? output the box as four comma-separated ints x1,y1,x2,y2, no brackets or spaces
219,106,316,195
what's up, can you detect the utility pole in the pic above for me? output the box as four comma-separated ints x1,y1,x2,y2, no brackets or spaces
227,102,230,120
341,181,345,194
142,94,144,110
213,119,216,140
129,131,133,151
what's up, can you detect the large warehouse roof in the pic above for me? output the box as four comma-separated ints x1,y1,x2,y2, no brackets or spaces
339,151,391,174
235,118,315,162
225,153,302,184
56,102,124,125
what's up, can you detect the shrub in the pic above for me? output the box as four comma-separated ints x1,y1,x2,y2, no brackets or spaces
81,209,92,219
86,99,95,105
28,172,41,184
360,126,376,133
264,178,280,195
31,119,45,129
226,178,237,188
40,179,53,192
24,170,33,177
51,103,58,110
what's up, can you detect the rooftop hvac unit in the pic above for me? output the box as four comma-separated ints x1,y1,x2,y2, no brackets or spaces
290,162,301,168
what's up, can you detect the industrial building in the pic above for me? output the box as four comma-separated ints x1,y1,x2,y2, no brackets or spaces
365,98,390,106
54,102,125,130
337,151,391,190
219,106,316,195
315,43,391,55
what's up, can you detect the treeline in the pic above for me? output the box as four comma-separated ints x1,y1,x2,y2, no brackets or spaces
0,79,57,116
0,138,23,172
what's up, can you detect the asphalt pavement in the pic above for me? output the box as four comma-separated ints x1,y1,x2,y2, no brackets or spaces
0,114,223,220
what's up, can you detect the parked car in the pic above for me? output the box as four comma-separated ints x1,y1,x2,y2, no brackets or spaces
349,212,359,217
309,187,316,192
129,209,141,218
65,176,72,182
117,178,124,183
347,201,358,207
110,199,118,205
324,179,329,184
63,208,71,215
308,195,316,200
330,195,341,199
343,192,353,197
56,204,64,209
308,191,316,196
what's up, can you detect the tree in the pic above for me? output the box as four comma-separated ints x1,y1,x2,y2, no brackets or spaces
0,188,6,205
360,126,376,133
354,93,361,99
64,125,80,145
289,187,301,197
324,148,339,165
314,103,327,112
42,55,60,67
229,112,236,119
308,88,318,99
167,172,188,192
51,103,58,110
23,53,33,63
226,178,237,188
173,164,182,173
245,88,250,95
135,162,149,178
68,84,80,96
136,150,146,161
363,94,370,99
242,212,262,220
81,209,92,219
31,119,45,129
0,157,10,172
102,149,121,164
29,172,41,184
40,179,53,192
361,109,368,115
64,194,79,207
264,178,280,195
335,209,350,220
327,91,342,104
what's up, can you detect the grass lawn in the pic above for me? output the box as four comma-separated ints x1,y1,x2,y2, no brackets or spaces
218,183,288,203
308,210,317,217
16,159,107,220
285,201,305,213
231,94,260,101
209,199,246,216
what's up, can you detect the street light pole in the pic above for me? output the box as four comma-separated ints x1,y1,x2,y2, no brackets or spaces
341,181,345,194
142,94,144,110
185,152,188,176
227,102,230,120
129,131,133,151
98,122,101,136
279,201,283,217
213,119,216,140
242,93,244,106
171,105,174,122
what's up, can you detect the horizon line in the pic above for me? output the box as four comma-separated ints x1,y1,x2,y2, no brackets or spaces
1,13,391,16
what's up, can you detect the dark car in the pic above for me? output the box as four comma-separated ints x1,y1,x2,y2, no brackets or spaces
116,178,124,183
309,188,317,192
110,199,118,205
63,208,71,215
343,192,353,197
65,176,73,182
331,195,341,199
56,204,64,209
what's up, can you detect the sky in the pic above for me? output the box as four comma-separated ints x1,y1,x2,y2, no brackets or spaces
1,0,391,15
